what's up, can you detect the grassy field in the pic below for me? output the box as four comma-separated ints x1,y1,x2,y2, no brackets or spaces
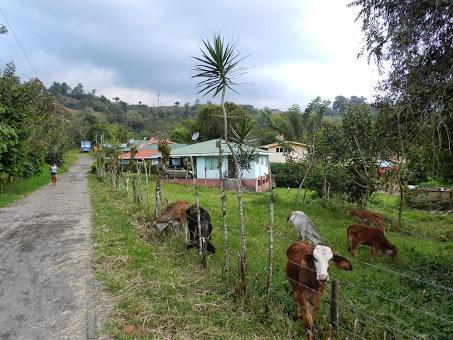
0,150,81,207
89,175,453,339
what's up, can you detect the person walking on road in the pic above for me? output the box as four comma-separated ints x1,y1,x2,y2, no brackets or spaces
50,163,58,186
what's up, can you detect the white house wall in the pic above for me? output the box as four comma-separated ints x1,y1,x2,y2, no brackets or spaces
254,155,269,178
195,155,268,179
196,156,228,179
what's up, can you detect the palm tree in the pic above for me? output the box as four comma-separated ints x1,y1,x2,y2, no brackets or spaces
193,34,250,293
192,34,247,141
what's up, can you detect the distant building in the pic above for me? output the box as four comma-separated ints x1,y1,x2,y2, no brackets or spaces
169,139,271,192
121,138,186,165
259,141,309,163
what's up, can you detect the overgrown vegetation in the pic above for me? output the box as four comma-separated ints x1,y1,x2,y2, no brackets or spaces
89,176,453,339
0,63,70,178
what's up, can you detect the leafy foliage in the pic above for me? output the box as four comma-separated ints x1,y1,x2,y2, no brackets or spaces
192,34,247,97
350,0,453,154
0,63,69,177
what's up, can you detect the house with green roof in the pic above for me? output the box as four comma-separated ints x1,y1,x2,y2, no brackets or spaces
169,139,272,192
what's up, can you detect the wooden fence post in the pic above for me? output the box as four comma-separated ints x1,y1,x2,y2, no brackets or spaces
330,279,339,339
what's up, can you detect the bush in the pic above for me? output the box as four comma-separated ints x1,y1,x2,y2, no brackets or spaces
91,164,97,174
45,148,65,167
270,162,306,188
271,162,373,204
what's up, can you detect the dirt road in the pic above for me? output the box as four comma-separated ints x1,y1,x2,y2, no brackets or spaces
0,156,106,339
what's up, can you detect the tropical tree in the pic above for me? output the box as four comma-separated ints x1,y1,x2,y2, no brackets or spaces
193,34,250,293
341,103,382,207
155,140,170,217
350,0,452,163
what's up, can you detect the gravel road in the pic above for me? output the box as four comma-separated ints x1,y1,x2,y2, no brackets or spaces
0,156,106,340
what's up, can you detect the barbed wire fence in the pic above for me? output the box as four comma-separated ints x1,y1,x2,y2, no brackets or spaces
100,161,452,339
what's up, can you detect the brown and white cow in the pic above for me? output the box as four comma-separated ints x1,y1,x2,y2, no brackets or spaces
347,224,398,258
351,210,385,231
152,200,189,233
287,241,352,340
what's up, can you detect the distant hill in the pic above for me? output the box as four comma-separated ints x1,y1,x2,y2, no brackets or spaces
49,82,275,139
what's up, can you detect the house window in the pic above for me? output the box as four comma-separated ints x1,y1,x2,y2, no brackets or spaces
205,157,218,170
276,147,283,153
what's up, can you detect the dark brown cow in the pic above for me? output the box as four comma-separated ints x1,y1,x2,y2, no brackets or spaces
287,241,352,340
351,210,385,231
347,224,398,258
152,200,189,233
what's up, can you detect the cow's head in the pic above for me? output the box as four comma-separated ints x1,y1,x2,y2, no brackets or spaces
386,244,398,258
309,245,352,282
287,212,293,223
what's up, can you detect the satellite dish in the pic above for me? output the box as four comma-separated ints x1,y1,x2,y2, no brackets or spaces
191,132,200,141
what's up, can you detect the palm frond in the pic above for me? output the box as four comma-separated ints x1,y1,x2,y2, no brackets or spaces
192,34,248,98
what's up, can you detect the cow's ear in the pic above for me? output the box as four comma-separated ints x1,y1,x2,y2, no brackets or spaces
333,254,352,270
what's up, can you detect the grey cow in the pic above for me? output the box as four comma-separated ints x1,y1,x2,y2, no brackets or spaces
288,211,322,245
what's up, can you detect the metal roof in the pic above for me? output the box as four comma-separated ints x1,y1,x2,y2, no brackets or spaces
170,139,270,157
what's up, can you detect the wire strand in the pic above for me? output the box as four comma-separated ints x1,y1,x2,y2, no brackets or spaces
284,254,451,323
277,271,421,339
274,232,453,294
0,7,37,76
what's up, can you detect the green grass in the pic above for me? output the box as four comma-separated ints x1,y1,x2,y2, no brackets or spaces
89,176,453,339
0,149,81,207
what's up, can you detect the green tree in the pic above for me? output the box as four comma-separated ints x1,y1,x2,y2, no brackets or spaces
170,127,190,143
70,83,85,99
341,103,382,207
193,34,249,292
0,63,68,177
350,0,452,158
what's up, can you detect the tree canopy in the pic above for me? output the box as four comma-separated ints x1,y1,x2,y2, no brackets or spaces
350,0,452,155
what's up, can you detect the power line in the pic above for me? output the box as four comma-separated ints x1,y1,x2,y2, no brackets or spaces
339,278,452,324
278,271,421,339
334,251,453,294
0,7,37,76
273,231,453,294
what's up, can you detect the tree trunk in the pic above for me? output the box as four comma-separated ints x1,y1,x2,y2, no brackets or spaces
295,157,314,206
398,181,404,230
155,169,161,217
236,171,247,295
191,156,206,269
221,87,246,293
218,141,229,272
143,160,149,212
126,170,129,194
266,163,275,309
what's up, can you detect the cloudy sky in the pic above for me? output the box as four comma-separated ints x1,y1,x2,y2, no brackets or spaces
1,0,379,110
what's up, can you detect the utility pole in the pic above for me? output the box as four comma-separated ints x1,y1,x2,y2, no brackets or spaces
157,93,160,108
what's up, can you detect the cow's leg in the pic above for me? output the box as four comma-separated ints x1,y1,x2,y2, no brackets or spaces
349,240,359,257
370,246,377,257
312,295,321,324
293,290,302,321
301,300,314,340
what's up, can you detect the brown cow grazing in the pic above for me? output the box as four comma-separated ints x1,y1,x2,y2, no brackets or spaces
351,209,385,231
347,224,398,258
287,241,352,340
152,200,189,233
